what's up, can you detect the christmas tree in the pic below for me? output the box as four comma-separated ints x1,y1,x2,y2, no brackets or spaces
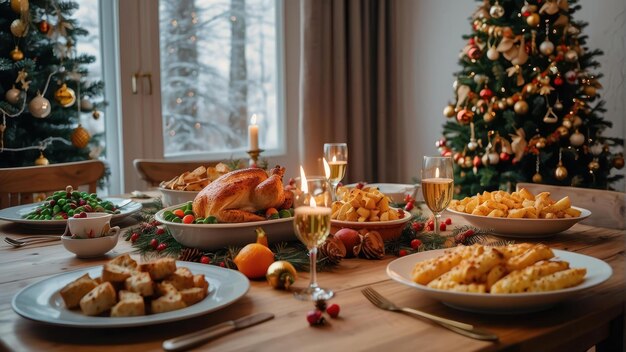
0,0,104,167
439,0,624,198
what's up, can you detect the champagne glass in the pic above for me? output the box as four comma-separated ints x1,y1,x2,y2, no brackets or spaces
421,156,454,235
292,168,334,301
323,143,348,200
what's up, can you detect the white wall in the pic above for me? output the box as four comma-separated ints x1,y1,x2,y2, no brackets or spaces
394,0,626,191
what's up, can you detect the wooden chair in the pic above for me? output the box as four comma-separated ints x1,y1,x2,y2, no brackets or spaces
133,159,221,187
0,160,106,209
516,182,626,230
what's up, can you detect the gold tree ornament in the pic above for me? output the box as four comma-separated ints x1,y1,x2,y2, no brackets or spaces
92,110,101,120
613,154,625,169
10,0,28,14
54,84,76,107
555,150,568,181
514,100,529,115
9,46,24,61
35,151,49,166
71,125,91,149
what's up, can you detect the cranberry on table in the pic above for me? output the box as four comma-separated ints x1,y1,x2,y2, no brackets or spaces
307,310,323,325
156,243,167,252
130,232,140,243
439,223,447,231
398,249,408,257
326,303,340,318
445,218,452,225
200,256,210,264
150,238,159,249
410,239,422,250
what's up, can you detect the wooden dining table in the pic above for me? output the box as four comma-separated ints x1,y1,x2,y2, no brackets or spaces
0,198,624,352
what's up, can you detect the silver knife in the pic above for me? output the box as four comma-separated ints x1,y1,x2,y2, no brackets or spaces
162,312,274,352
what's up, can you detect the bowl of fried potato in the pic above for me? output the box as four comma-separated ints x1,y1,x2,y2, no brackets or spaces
159,163,231,206
446,189,591,238
330,186,412,240
386,244,612,313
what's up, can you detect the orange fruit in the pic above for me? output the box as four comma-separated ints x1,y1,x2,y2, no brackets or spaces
234,243,275,279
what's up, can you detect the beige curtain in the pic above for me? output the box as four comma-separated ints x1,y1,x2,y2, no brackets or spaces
298,0,399,183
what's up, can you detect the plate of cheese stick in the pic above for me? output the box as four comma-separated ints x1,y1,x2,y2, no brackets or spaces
386,243,612,313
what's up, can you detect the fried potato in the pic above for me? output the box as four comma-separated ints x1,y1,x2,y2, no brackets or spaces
332,186,402,222
448,189,580,219
506,244,554,271
528,268,587,292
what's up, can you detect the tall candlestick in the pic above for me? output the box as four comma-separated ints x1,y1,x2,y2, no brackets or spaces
248,114,259,150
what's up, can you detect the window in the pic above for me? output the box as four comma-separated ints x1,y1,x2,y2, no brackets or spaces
158,0,282,157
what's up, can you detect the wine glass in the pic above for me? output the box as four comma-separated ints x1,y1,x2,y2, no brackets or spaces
292,168,334,301
323,143,348,200
421,156,454,235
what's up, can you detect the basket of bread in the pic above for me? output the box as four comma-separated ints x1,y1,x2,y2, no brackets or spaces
60,254,208,317
158,163,232,206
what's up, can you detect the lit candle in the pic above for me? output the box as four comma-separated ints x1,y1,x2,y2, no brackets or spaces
435,167,440,178
248,114,259,150
295,166,332,216
323,158,330,179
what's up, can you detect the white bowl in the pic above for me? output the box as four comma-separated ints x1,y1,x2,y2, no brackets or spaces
343,183,421,204
331,208,413,241
446,206,592,238
61,227,121,258
155,203,296,250
159,187,199,207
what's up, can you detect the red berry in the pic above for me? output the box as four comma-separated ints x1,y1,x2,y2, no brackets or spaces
356,182,365,190
156,243,167,252
427,219,434,227
151,220,161,226
130,232,140,242
426,224,434,232
410,239,422,250
156,227,166,235
439,223,447,231
219,262,225,267
404,194,413,204
173,209,185,218
150,238,159,249
327,304,340,318
465,229,475,237
445,218,452,225
307,310,323,325
183,214,195,224
411,222,423,232
399,249,408,257
200,256,210,264
404,202,414,211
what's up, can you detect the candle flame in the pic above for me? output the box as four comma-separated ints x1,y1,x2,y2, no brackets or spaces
310,196,317,207
250,114,257,125
332,155,337,162
300,165,308,193
435,167,440,178
323,158,330,179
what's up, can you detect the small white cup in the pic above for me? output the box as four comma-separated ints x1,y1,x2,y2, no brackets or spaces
67,212,113,239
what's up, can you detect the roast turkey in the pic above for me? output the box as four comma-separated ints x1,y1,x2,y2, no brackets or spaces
192,166,290,223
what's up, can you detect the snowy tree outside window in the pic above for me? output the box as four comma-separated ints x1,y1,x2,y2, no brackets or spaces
159,0,280,157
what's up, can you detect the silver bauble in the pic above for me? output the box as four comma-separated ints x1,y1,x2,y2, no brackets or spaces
29,94,51,118
489,3,505,19
5,87,21,104
565,49,579,63
539,40,555,56
569,130,585,147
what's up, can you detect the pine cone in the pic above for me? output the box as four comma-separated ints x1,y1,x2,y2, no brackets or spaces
179,248,203,262
319,235,346,264
360,231,385,259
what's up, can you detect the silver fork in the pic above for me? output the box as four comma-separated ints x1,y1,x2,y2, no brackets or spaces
4,236,62,247
361,287,498,341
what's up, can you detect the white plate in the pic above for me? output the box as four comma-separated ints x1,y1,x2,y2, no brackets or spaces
0,198,143,229
446,206,591,238
386,249,612,314
155,204,295,250
344,183,421,203
12,261,249,328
